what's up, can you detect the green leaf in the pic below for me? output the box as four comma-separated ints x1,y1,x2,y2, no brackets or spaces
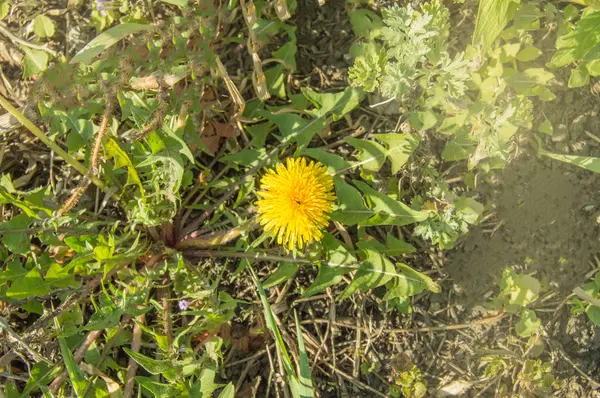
6,267,52,299
354,180,429,226
0,213,31,254
302,87,364,121
217,383,235,398
0,259,27,284
0,1,9,20
348,9,383,39
300,148,351,174
272,41,297,71
418,110,438,131
265,65,286,99
105,138,144,193
585,305,600,327
385,233,416,256
136,376,181,397
33,15,55,38
22,362,61,395
23,48,49,78
330,177,370,226
58,322,89,396
303,233,355,298
159,0,189,7
257,110,326,148
219,148,267,167
516,45,542,62
294,310,314,397
515,309,541,337
585,59,600,76
568,66,590,88
249,267,299,397
508,275,540,307
538,119,553,135
263,262,298,289
373,133,420,174
71,23,155,64
340,240,396,299
346,137,386,172
395,262,441,294
124,348,174,375
540,150,600,174
584,42,600,61
472,0,519,51
199,365,218,398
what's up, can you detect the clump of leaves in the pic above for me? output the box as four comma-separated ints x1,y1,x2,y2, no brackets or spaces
390,364,428,398
519,359,559,394
411,166,483,249
348,0,556,171
490,268,542,337
571,271,600,327
549,6,600,88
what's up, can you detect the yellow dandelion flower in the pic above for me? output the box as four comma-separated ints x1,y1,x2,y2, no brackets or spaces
256,158,336,250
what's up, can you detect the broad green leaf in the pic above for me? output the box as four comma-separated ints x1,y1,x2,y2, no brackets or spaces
273,41,297,71
373,133,420,174
138,153,184,198
330,177,370,226
263,262,298,289
22,362,61,395
512,3,540,30
508,274,540,307
105,138,144,193
219,148,267,167
217,383,235,398
303,233,355,297
136,376,182,397
516,45,542,62
245,122,273,148
515,309,541,337
340,240,396,299
395,263,441,294
200,365,218,398
0,213,32,254
385,233,416,256
33,15,55,38
348,9,383,39
6,268,52,299
257,110,326,148
568,66,590,88
585,305,600,327
71,23,154,64
537,119,553,135
302,87,364,121
294,310,314,397
0,1,9,20
346,137,386,172
354,180,429,226
418,110,438,131
124,348,174,375
472,0,519,51
584,42,600,61
23,48,49,78
265,65,286,99
0,259,27,284
300,148,351,174
57,321,89,396
586,59,600,76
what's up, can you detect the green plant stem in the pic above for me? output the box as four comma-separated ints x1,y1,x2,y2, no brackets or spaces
0,95,106,191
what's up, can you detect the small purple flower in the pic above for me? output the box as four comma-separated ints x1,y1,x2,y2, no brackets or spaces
178,300,191,311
